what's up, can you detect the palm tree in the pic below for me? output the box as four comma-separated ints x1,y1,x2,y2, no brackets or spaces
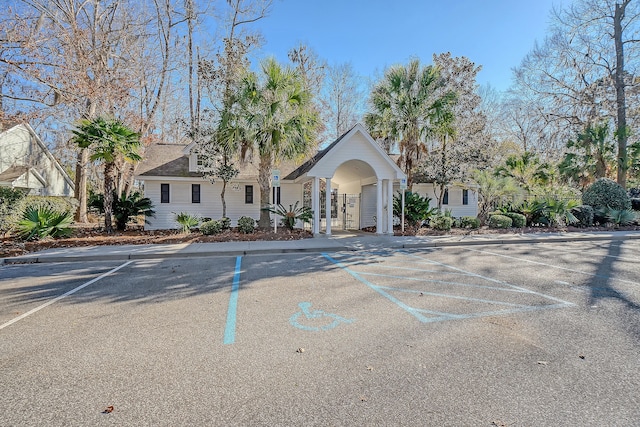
72,117,141,233
364,59,455,188
496,152,550,195
558,122,616,189
233,57,318,229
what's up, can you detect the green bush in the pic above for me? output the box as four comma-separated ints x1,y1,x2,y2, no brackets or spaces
237,216,256,234
430,214,453,231
488,214,513,228
572,205,594,227
90,191,155,230
582,178,632,214
200,220,223,235
220,217,231,230
174,212,200,233
458,216,480,229
0,187,28,233
17,206,73,240
393,191,438,227
601,207,637,226
2,194,77,234
503,212,526,228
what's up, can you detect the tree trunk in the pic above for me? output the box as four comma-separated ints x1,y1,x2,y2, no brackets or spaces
614,0,629,189
221,180,227,219
258,154,272,229
103,162,115,233
74,148,89,223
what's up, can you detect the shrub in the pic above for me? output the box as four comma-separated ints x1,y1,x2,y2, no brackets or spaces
0,187,27,233
459,216,480,229
572,205,594,227
200,220,223,235
393,191,438,227
220,217,231,230
543,198,580,226
113,191,155,231
17,206,73,240
631,198,640,211
601,207,637,226
503,212,526,228
265,201,313,230
3,195,77,234
513,199,548,226
488,214,513,228
174,212,200,233
237,216,256,234
430,214,453,231
582,178,632,214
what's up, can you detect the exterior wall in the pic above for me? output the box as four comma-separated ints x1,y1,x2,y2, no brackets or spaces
413,183,478,217
0,125,74,197
311,132,402,180
142,178,305,230
360,184,377,228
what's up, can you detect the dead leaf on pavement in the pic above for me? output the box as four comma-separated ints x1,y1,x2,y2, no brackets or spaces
102,405,114,414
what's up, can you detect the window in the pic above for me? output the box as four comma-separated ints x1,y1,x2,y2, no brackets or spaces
161,183,170,203
443,188,449,205
462,189,469,205
272,186,281,205
245,185,253,204
192,184,201,203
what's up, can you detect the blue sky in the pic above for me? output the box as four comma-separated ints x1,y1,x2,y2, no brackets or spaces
253,0,563,92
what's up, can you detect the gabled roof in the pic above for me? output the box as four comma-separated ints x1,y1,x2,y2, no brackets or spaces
136,144,201,178
0,123,74,190
284,124,357,181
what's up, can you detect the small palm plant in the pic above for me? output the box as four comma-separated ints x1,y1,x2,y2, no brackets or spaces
602,207,637,226
544,198,580,227
18,206,73,240
266,201,313,230
174,212,200,234
114,191,155,231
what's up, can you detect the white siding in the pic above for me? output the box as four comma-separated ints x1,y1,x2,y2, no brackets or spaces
413,184,478,218
0,125,74,197
142,179,307,230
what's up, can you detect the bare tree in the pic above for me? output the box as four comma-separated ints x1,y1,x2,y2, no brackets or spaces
513,0,640,188
320,62,362,143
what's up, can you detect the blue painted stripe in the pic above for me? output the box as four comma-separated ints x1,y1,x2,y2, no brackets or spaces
223,256,242,345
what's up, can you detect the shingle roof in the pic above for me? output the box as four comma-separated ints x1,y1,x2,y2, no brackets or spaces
135,143,301,180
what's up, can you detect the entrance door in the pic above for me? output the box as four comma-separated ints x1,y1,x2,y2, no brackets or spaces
341,194,360,230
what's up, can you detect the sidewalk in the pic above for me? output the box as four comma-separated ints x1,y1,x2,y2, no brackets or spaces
2,230,639,265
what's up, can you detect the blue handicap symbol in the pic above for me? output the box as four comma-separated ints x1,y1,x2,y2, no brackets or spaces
289,302,355,332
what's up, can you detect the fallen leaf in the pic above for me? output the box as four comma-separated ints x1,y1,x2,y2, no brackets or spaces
103,405,114,414
296,348,305,353
537,361,548,365
366,366,374,371
360,396,368,402
579,355,585,359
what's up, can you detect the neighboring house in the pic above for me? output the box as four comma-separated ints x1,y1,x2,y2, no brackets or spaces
135,124,478,234
0,123,75,197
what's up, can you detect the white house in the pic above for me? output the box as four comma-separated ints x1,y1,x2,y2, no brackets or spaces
135,124,478,234
0,123,75,197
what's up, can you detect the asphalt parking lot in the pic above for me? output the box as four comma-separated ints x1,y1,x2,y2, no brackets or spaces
1,240,639,426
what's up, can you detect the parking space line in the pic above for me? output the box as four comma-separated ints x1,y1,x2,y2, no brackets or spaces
357,271,530,293
223,256,242,345
324,250,574,325
0,261,133,331
463,247,640,288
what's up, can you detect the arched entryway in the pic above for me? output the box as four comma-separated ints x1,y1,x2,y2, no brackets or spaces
282,124,406,236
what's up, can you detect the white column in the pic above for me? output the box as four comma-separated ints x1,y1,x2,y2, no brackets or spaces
386,179,394,234
376,179,383,234
312,177,320,235
325,178,332,235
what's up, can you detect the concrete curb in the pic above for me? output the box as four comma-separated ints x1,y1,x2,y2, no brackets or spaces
2,232,638,265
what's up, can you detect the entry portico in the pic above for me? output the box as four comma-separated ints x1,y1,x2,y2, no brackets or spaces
284,124,406,236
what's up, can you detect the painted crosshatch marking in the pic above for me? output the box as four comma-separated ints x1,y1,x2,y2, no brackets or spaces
323,250,573,324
